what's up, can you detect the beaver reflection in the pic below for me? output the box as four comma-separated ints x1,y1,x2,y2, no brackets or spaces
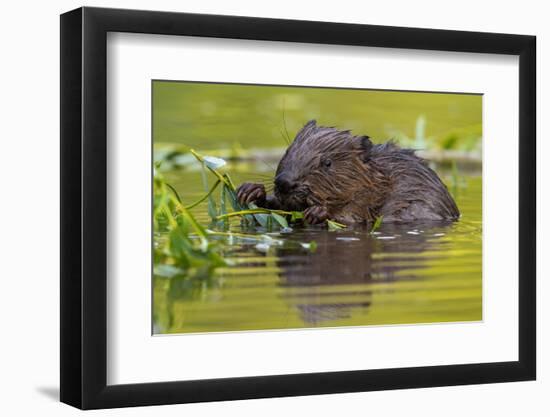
274,222,452,325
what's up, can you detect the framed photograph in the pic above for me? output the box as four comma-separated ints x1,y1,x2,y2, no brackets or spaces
60,6,536,409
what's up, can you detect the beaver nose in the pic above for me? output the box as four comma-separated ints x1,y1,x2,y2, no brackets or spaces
275,174,296,194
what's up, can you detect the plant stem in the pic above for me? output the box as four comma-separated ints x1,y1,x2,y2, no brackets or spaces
165,183,182,203
185,179,221,210
215,208,295,221
205,230,267,239
190,149,233,189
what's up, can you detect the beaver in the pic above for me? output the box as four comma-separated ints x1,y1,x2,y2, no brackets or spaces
236,120,460,225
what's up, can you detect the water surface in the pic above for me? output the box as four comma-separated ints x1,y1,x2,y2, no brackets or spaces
153,171,481,334
152,80,482,334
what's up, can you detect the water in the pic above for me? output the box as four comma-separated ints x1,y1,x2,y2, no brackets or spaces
153,81,482,152
152,80,482,334
153,170,481,334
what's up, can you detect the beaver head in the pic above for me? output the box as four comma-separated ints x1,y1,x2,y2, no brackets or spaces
274,120,375,212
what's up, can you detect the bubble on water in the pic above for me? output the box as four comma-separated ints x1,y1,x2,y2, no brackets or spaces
336,237,360,241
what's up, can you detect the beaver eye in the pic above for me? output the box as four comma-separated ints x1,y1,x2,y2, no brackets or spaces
322,159,332,168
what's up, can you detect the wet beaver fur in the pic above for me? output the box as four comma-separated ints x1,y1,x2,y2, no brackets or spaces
237,120,460,225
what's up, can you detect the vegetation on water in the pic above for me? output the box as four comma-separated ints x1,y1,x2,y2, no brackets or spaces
153,165,226,279
153,149,327,281
186,148,307,229
370,215,384,234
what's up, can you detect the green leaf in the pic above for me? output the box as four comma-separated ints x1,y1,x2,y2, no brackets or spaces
197,160,219,221
220,184,228,215
327,219,347,230
300,240,318,252
207,197,218,220
248,203,268,227
370,216,384,234
290,211,304,222
271,213,289,228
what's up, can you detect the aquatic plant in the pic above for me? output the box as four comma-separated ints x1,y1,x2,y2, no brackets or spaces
153,165,227,278
327,220,346,231
153,151,320,282
370,216,384,234
188,148,307,231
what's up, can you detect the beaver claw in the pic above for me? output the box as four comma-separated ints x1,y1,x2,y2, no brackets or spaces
304,206,329,225
236,183,266,205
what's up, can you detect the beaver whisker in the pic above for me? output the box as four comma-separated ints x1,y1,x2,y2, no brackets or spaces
252,173,275,179
253,178,274,184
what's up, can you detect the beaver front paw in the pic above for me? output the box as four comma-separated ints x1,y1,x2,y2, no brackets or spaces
304,206,329,225
236,183,267,205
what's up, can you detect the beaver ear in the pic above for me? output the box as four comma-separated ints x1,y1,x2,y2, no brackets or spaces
294,120,318,142
355,135,373,162
305,119,317,128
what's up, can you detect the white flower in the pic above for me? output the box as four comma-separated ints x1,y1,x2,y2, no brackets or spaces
203,156,226,169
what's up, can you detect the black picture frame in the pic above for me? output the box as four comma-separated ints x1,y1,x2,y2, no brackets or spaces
60,6,536,410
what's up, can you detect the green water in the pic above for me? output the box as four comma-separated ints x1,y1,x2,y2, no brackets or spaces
152,81,482,334
153,81,482,151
